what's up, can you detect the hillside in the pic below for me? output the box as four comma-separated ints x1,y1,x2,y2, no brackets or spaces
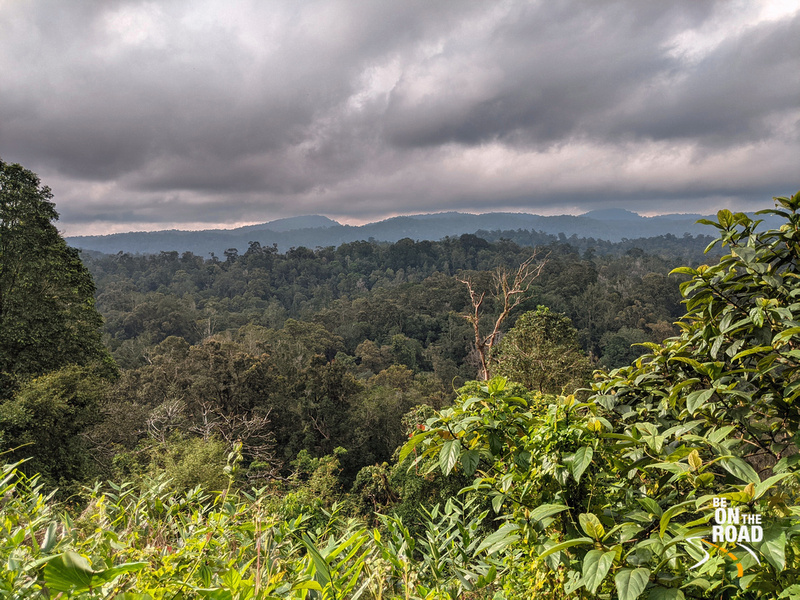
66,209,779,256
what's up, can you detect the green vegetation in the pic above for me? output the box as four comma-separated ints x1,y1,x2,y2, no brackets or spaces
492,306,592,394
410,194,800,597
1,158,798,597
0,160,113,399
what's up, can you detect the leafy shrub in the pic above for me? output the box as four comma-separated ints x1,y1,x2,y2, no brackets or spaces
406,193,800,599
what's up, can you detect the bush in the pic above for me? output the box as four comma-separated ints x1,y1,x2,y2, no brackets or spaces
407,193,800,598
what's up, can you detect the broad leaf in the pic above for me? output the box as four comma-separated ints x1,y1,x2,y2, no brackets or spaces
43,552,94,593
760,526,786,571
460,449,480,476
476,523,519,555
720,456,760,485
686,389,714,415
537,537,594,560
529,503,569,522
579,513,605,540
615,568,650,600
571,446,594,482
582,549,615,594
398,430,434,463
439,439,460,475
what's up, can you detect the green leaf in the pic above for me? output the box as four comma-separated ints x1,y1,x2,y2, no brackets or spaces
720,456,760,484
637,497,662,517
43,551,95,592
648,587,685,600
460,449,480,476
301,535,331,586
537,537,594,560
571,446,594,483
732,345,773,361
41,552,145,593
40,522,58,553
488,431,503,455
398,430,434,463
582,549,615,594
669,356,703,370
491,494,505,513
615,568,650,600
96,562,148,584
659,501,694,537
686,389,714,415
773,327,800,345
778,584,800,599
529,503,569,522
754,472,794,499
476,523,519,555
292,580,324,592
760,526,786,571
706,425,736,443
439,439,460,475
579,513,605,540
717,209,734,228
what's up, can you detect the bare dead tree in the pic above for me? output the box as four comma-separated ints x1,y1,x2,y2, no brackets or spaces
146,399,187,444
189,402,279,481
458,251,548,380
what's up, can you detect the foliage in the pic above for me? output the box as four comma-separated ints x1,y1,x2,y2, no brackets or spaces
8,159,786,598
493,306,593,394
0,159,113,399
70,220,689,487
0,461,506,599
85,232,686,371
145,434,229,492
0,365,109,491
406,193,800,598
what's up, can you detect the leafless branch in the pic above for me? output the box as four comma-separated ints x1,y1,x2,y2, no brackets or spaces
459,251,548,380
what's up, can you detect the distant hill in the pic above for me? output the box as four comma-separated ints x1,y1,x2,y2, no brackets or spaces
67,210,781,256
234,215,339,232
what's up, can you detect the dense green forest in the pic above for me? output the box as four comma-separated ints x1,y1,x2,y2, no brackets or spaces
1,159,799,598
72,226,694,485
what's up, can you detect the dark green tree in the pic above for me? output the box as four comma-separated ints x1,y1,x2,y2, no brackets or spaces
0,159,113,397
0,365,108,489
493,306,593,394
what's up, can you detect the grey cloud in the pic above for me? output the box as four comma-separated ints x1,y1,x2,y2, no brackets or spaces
0,0,798,234
382,1,797,149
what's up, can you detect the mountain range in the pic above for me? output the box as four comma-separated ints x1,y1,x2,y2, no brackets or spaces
67,209,779,256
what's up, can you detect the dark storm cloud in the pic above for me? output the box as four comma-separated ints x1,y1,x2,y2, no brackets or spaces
0,0,797,234
382,2,799,148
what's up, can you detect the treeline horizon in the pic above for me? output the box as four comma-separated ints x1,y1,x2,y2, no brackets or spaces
12,232,686,490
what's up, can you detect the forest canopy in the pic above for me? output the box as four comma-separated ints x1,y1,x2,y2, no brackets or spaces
2,158,798,598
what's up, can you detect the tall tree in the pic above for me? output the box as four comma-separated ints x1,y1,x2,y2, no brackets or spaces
493,306,593,394
0,159,113,398
458,252,547,380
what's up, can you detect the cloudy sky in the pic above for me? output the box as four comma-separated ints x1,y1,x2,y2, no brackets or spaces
1,0,798,236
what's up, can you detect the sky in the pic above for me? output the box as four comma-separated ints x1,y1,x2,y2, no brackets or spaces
1,0,798,236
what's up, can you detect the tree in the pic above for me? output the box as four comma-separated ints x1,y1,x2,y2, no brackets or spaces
458,252,547,380
0,159,113,398
493,306,593,394
0,365,108,490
